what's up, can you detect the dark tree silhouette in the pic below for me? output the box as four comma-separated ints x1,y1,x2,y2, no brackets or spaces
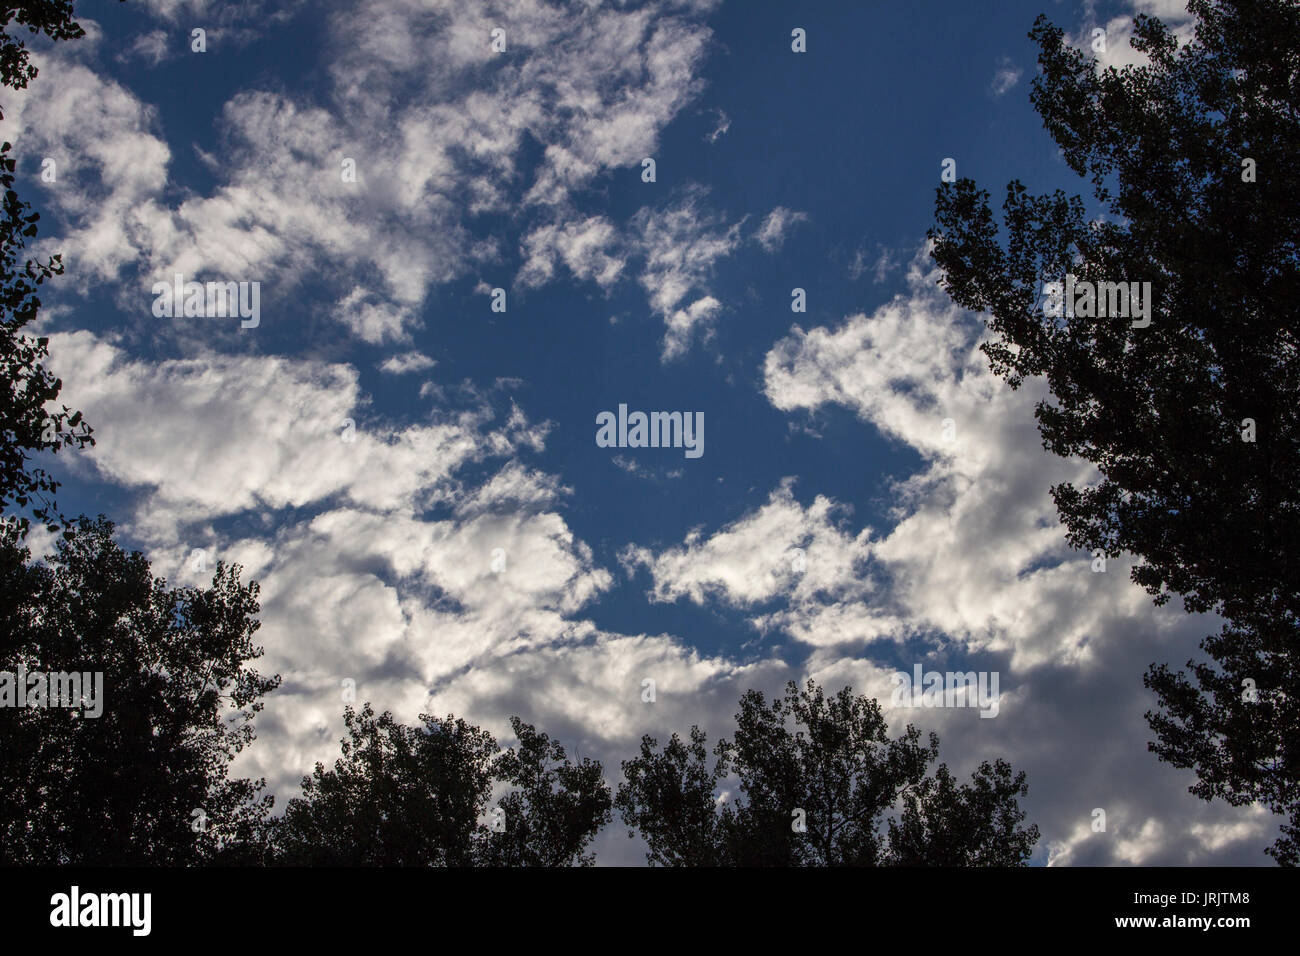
615,680,1039,866
886,760,1043,867
0,139,92,538
275,705,496,866
274,705,611,866
0,516,281,864
476,716,613,866
1,2,107,537
929,0,1300,863
613,725,726,867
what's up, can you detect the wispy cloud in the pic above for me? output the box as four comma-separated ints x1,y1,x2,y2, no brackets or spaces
704,107,730,143
991,55,1023,96
754,206,809,254
378,352,437,375
631,186,745,360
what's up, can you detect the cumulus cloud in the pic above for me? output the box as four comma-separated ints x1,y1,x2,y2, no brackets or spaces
116,30,171,67
762,247,1164,669
43,329,774,852
47,330,527,531
617,242,1273,862
5,0,723,343
622,478,876,629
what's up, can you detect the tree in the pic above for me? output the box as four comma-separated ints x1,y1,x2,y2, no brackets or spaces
612,725,728,867
615,680,1039,866
0,516,281,864
274,705,611,866
1,2,109,537
0,5,282,865
476,716,613,867
274,704,496,866
929,0,1299,863
886,760,1042,867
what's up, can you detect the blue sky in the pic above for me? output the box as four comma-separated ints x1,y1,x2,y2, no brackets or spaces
4,0,1276,864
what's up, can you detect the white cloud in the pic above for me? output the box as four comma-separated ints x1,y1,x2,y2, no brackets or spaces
704,107,730,143
991,56,1023,96
46,330,540,535
754,206,808,253
622,477,874,625
378,351,437,375
631,187,745,360
5,0,723,343
134,0,309,48
1047,805,1272,865
759,247,1173,669
117,30,171,67
44,328,778,842
621,242,1222,673
850,244,899,283
1071,0,1196,72
517,215,625,289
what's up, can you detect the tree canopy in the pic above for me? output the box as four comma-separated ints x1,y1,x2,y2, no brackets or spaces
0,517,281,864
615,680,1040,866
929,0,1299,863
274,705,612,866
